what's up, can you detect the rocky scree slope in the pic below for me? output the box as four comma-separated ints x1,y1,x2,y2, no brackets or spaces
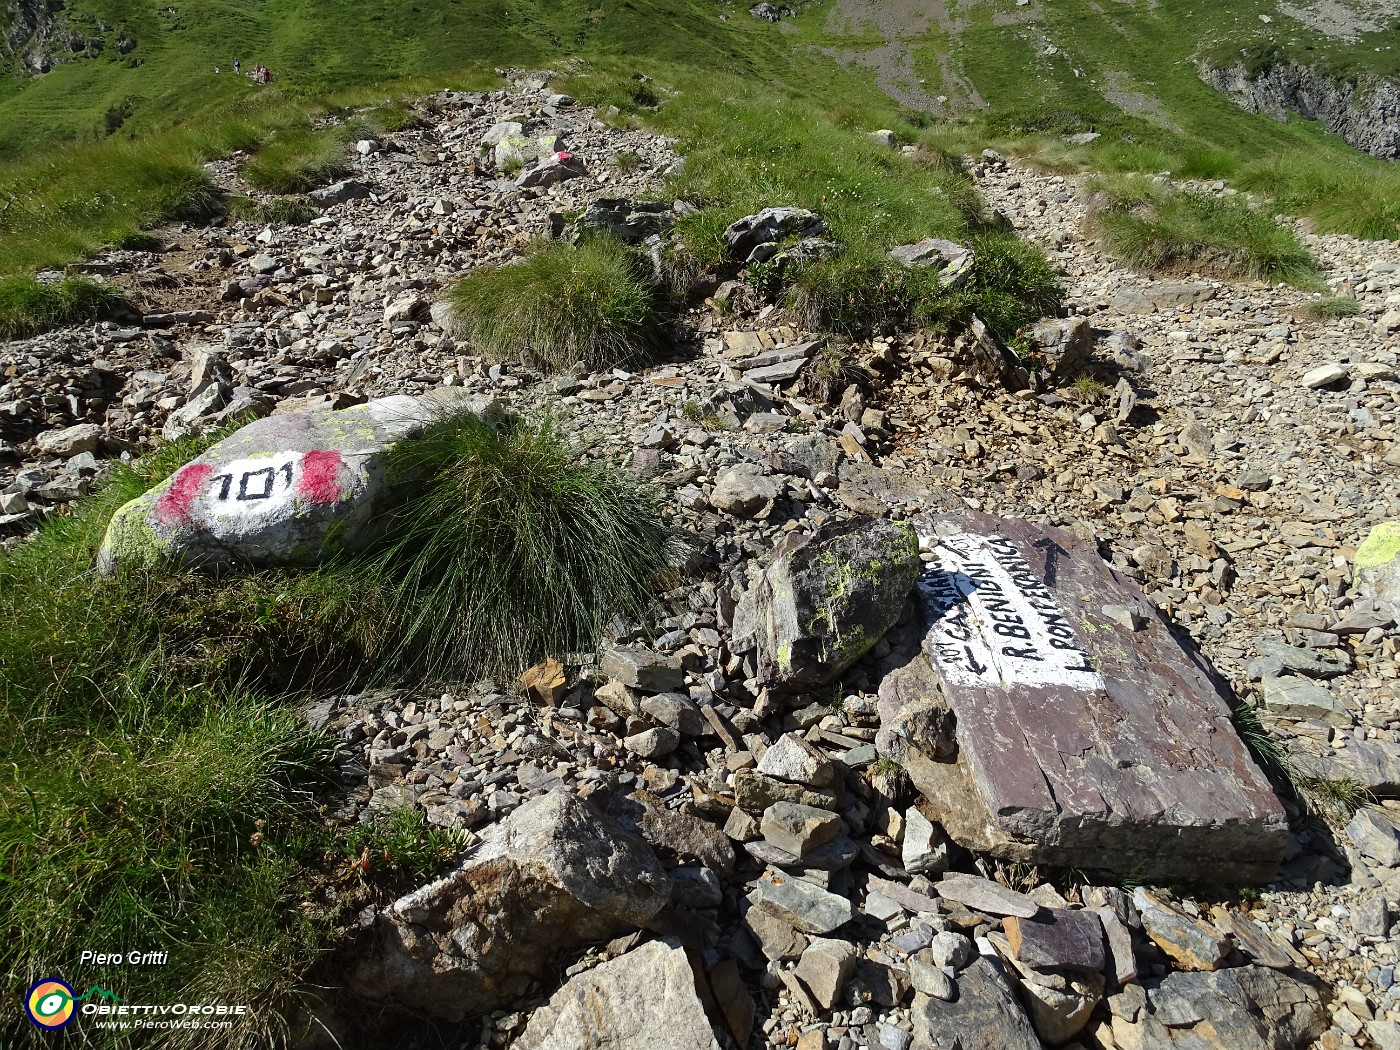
4,75,1400,1050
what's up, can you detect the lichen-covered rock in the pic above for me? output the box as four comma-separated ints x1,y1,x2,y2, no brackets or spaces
722,206,824,263
350,789,670,1021
1356,520,1400,613
98,392,498,573
733,517,921,690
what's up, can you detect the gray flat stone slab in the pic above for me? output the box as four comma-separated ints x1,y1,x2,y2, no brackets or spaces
748,869,853,934
935,874,1039,918
1262,676,1352,726
891,511,1288,885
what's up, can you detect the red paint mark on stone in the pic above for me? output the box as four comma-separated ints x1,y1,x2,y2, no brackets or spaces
153,463,215,525
297,450,344,504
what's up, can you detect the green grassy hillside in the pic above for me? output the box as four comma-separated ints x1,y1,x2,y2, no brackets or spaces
0,0,1396,277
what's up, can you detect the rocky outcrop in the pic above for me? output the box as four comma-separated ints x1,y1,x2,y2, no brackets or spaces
1200,61,1400,161
350,789,670,1021
3,0,129,76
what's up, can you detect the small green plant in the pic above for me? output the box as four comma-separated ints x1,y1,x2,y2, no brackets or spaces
1119,863,1150,892
342,806,467,885
117,230,163,251
628,80,660,109
1297,776,1370,825
613,150,641,172
681,399,703,422
446,236,664,373
1305,296,1361,321
1232,702,1291,782
0,275,129,340
500,153,526,177
1070,376,1108,402
802,342,863,404
870,757,904,778
1238,886,1261,903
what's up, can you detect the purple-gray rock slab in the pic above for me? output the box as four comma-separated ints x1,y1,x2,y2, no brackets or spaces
1004,908,1106,974
892,511,1287,885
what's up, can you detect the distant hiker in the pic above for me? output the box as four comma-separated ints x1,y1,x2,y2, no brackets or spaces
233,57,240,74
214,66,220,74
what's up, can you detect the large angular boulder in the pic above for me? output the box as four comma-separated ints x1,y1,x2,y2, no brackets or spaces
733,517,921,690
879,511,1288,885
888,238,974,288
513,939,722,1050
98,392,498,573
1029,316,1093,381
1110,966,1330,1050
350,789,670,1021
478,120,529,169
571,198,675,244
911,956,1042,1050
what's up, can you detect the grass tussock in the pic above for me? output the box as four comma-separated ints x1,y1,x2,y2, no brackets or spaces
0,275,130,340
0,429,344,1041
0,141,221,274
1084,175,1321,287
562,69,1063,339
243,126,353,194
447,236,664,372
1305,296,1361,321
228,195,319,226
364,411,676,680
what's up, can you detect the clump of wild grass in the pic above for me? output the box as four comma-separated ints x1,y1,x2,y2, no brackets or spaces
362,411,675,680
790,234,1062,341
1084,174,1320,287
243,126,352,194
0,275,130,340
228,195,318,226
1070,375,1108,402
1305,296,1361,321
1231,702,1369,825
446,236,664,372
1235,153,1400,241
0,686,336,1047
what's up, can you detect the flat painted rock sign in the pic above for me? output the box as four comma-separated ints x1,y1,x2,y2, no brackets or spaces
99,393,494,572
890,511,1288,884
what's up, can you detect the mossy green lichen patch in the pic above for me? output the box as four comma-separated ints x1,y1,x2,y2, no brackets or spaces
1356,521,1400,569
